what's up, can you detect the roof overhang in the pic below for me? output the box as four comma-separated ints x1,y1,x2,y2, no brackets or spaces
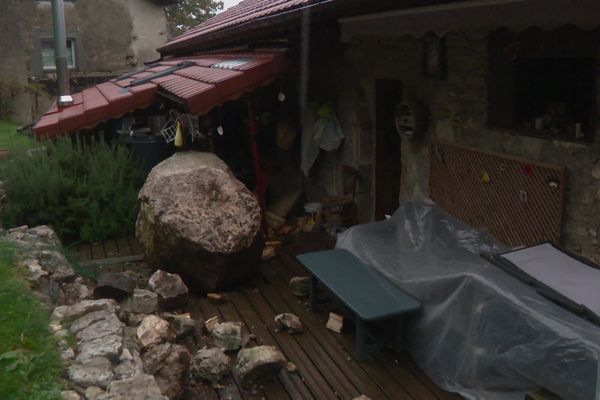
33,51,288,139
339,0,600,40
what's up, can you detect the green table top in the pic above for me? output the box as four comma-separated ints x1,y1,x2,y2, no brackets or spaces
297,249,421,321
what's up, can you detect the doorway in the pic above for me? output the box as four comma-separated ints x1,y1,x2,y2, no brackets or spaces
375,79,402,220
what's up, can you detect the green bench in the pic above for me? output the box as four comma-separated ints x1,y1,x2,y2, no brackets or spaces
297,249,422,360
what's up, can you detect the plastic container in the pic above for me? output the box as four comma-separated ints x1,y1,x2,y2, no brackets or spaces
126,134,173,179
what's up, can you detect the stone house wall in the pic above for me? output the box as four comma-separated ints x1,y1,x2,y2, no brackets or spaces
326,31,600,262
0,0,171,124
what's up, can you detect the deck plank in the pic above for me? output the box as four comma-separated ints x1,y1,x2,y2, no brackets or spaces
229,292,316,400
243,288,340,399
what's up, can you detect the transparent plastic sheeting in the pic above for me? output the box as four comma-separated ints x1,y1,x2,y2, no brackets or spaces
336,200,600,400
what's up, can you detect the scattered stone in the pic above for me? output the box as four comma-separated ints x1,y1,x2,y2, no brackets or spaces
61,279,93,305
136,152,264,293
97,374,168,400
207,293,224,303
84,386,105,400
274,313,303,333
261,246,276,260
121,312,146,327
141,342,172,374
74,313,124,342
38,249,77,282
114,349,144,380
137,315,174,348
353,396,373,400
148,270,189,310
286,361,297,373
154,344,191,399
189,348,231,382
122,289,158,314
289,276,310,297
21,259,49,282
122,326,142,353
68,356,114,389
233,346,286,388
94,273,136,301
61,391,81,400
76,333,123,363
212,322,243,351
163,312,195,338
204,315,221,334
52,299,118,323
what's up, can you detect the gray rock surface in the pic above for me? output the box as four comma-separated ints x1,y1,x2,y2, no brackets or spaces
74,313,124,342
189,348,231,382
141,342,172,374
148,270,189,310
52,299,119,322
154,343,190,400
61,391,81,400
233,346,286,388
68,356,114,389
212,321,243,351
162,312,195,338
84,386,106,400
274,313,303,333
136,315,174,348
136,152,263,292
96,374,168,400
122,289,158,314
114,349,144,380
76,333,123,363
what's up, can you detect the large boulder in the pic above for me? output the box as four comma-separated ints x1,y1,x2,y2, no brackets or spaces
136,152,263,293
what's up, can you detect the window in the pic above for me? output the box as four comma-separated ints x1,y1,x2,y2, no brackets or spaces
41,38,76,71
488,26,598,142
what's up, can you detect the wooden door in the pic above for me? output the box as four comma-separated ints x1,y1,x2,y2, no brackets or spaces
375,79,402,220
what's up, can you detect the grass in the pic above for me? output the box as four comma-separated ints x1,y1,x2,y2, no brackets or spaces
0,241,63,400
0,120,37,150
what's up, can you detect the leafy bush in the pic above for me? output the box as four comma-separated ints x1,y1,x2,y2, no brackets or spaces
0,241,63,400
1,137,142,242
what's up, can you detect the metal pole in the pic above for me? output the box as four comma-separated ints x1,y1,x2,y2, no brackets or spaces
51,0,73,107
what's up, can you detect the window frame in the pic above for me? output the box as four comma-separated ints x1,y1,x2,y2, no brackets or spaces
40,37,77,71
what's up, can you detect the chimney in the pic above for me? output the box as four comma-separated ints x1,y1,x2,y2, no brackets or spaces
51,0,73,107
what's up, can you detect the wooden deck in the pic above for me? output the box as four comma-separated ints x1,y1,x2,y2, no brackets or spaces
76,234,462,400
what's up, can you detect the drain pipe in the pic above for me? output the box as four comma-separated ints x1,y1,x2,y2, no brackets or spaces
51,0,73,107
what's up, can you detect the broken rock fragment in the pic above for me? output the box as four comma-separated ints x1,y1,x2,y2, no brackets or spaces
94,273,136,301
52,299,118,322
137,315,174,348
122,288,158,314
274,313,303,333
211,321,243,351
68,356,114,389
154,344,191,400
233,346,286,388
289,276,310,297
148,269,189,310
162,312,195,338
189,347,231,382
136,152,263,292
97,374,168,400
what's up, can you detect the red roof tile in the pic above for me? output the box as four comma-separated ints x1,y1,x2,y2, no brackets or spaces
158,0,331,55
33,51,287,139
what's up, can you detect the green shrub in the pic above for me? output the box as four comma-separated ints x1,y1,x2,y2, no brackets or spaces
0,241,63,400
1,137,142,242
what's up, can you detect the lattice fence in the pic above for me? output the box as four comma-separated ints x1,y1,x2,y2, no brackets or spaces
429,142,567,247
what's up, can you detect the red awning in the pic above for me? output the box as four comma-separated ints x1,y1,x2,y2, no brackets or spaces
34,51,287,139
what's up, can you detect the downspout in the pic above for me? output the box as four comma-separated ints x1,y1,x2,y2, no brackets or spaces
51,0,73,107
